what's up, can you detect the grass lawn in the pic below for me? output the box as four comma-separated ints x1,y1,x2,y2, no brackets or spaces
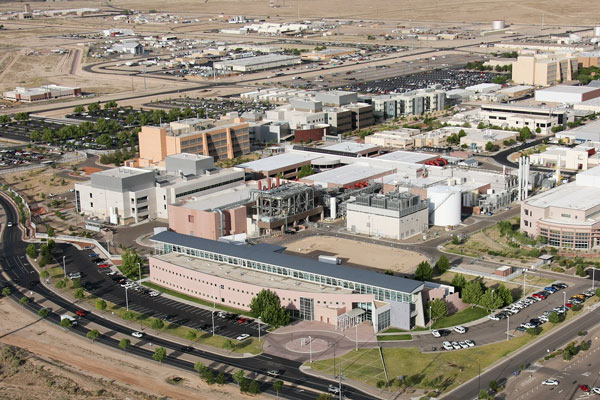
377,334,412,341
143,282,254,317
381,327,408,333
308,348,386,386
432,307,489,329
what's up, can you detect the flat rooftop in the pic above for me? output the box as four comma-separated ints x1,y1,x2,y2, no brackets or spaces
151,231,424,294
525,182,600,211
236,152,321,172
321,142,379,154
154,251,351,294
94,166,152,178
382,173,445,188
172,182,256,211
215,54,299,67
305,163,394,186
498,85,534,94
375,150,437,164
536,85,600,94
167,153,213,161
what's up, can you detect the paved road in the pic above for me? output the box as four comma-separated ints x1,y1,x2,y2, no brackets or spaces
0,194,376,400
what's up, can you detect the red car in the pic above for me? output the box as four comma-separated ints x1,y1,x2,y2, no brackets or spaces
565,302,573,308
75,309,86,317
98,263,110,269
580,384,591,392
237,317,247,324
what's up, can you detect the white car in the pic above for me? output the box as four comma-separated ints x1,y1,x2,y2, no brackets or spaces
593,387,600,395
149,291,160,297
459,341,469,349
6,222,13,227
488,314,500,321
236,333,250,341
542,378,559,386
464,339,475,347
453,326,466,334
431,329,441,338
442,341,453,351
131,331,144,338
452,342,461,350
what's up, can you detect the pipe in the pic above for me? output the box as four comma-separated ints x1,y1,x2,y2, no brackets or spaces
215,208,224,238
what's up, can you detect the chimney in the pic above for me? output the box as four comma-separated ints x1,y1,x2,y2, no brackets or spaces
276,175,280,188
268,179,272,190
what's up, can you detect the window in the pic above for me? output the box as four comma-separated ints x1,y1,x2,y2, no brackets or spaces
90,202,93,208
188,215,194,223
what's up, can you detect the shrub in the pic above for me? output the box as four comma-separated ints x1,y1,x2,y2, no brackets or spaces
151,318,164,329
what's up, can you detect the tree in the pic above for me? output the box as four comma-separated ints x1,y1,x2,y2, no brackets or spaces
428,298,448,321
233,370,245,385
119,338,130,350
216,371,226,385
87,102,100,113
297,164,314,178
223,339,234,351
153,347,167,363
60,318,72,328
96,299,107,310
414,261,433,281
151,318,164,329
74,288,85,299
38,308,49,318
248,380,260,394
273,380,283,398
478,388,491,399
47,226,55,237
435,255,450,273
194,361,208,376
26,244,38,259
485,141,494,152
596,288,600,298
204,369,215,385
1,287,10,297
488,380,499,393
462,280,485,304
96,134,113,148
186,330,197,342
120,250,144,279
86,329,100,342
19,296,29,306
451,274,467,294
479,288,503,311
239,377,249,393
73,105,85,115
576,264,587,277
249,289,290,327
30,129,40,142
548,311,565,324
496,284,513,307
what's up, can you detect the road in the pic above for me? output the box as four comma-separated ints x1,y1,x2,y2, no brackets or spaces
0,194,375,400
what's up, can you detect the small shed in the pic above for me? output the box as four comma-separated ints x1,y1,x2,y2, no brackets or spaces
538,254,554,265
495,265,512,277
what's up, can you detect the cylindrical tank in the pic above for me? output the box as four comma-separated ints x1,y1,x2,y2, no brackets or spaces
427,186,461,227
594,26,600,37
492,20,506,30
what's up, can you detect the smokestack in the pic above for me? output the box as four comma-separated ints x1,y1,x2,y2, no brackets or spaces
268,179,271,190
276,175,280,188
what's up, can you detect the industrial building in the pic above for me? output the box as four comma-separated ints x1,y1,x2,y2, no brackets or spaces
529,144,600,171
136,118,250,167
366,129,418,149
555,119,600,144
3,85,81,102
534,85,600,105
213,54,301,72
521,166,600,250
236,152,322,179
511,53,578,86
110,42,144,55
75,154,245,225
300,163,394,189
346,191,428,239
460,129,518,150
149,230,427,331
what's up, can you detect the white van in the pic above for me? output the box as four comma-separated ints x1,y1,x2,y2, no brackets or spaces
60,314,78,326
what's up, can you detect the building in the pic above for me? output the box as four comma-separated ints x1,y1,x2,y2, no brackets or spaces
136,118,250,166
578,51,600,68
511,53,578,86
529,144,600,171
236,152,322,179
110,42,144,55
213,54,301,72
300,48,356,61
75,154,244,225
366,129,416,149
497,85,534,99
346,191,428,239
535,85,600,105
3,85,81,102
102,28,135,37
460,129,518,150
521,166,600,250
320,142,380,157
371,88,446,120
149,230,427,331
555,119,600,144
300,163,394,189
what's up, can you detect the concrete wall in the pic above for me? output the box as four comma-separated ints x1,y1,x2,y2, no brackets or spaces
168,205,248,240
139,126,167,164
346,203,428,240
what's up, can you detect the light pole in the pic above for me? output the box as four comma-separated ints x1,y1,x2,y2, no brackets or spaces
125,286,129,311
258,316,261,341
62,256,66,278
506,315,510,341
429,304,432,331
593,267,596,291
355,323,358,352
523,269,527,297
211,285,215,336
308,335,312,363
137,262,142,286
563,291,566,307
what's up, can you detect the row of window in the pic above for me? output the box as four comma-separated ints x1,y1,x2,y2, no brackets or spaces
175,176,244,199
158,243,414,303
154,278,248,307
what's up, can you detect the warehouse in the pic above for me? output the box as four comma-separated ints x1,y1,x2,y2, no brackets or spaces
213,54,301,72
299,163,394,188
150,230,427,331
535,85,600,105
3,85,81,102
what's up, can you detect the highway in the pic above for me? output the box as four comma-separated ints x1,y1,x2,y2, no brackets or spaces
0,194,375,400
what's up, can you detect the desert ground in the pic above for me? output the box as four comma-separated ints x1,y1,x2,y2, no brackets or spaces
0,296,251,400
279,235,428,274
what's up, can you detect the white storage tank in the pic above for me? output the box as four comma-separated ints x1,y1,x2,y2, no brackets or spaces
427,185,461,227
594,26,600,37
492,20,506,30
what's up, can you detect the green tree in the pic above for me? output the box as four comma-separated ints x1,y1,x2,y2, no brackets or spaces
488,380,499,393
120,250,144,279
38,308,49,318
194,361,208,376
151,318,164,329
576,264,587,277
96,299,107,310
153,347,167,363
74,288,85,299
73,105,85,115
478,388,491,399
204,369,215,385
496,284,513,306
47,226,55,237
248,380,260,394
119,338,130,350
30,129,40,142
86,329,100,342
223,339,234,351
239,377,249,393
596,288,600,298
249,289,290,328
428,298,448,321
479,288,503,311
1,287,10,297
87,102,101,113
233,370,245,386
485,141,494,151
462,280,485,304
186,330,197,342
26,244,38,259
451,273,467,294
548,311,565,324
297,164,315,178
435,255,450,273
96,134,113,147
414,261,433,281
273,380,283,398
19,296,29,306
60,318,72,328
216,371,226,385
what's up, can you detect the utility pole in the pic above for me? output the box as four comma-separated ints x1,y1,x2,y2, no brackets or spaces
258,316,261,341
212,285,216,336
137,262,142,286
429,304,432,330
593,267,596,291
523,269,527,297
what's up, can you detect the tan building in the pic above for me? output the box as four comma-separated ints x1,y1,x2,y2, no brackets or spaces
136,118,250,167
578,51,600,68
512,53,578,86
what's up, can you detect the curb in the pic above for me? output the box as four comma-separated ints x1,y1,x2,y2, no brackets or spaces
300,365,391,400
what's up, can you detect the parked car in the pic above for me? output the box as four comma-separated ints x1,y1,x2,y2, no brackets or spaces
580,384,591,392
453,326,466,334
458,341,469,349
544,286,557,293
431,329,441,337
452,342,462,350
236,333,251,341
267,370,282,377
328,384,340,394
149,291,160,297
88,253,99,258
442,341,453,351
68,272,81,279
488,314,500,321
542,378,559,386
464,339,475,347
98,263,111,269
592,387,600,395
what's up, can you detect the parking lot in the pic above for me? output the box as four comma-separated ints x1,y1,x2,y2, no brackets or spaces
142,97,275,118
0,117,66,143
0,147,61,170
57,243,269,341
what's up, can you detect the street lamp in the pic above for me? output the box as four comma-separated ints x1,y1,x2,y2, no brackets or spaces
593,267,596,291
506,315,510,341
355,323,358,352
258,316,261,341
62,256,66,278
308,335,312,363
429,304,432,331
137,262,142,286
125,286,129,311
211,285,215,336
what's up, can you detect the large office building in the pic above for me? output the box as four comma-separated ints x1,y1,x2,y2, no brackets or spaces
521,166,600,250
75,154,244,225
136,118,250,167
149,230,427,331
371,87,446,120
346,191,428,240
512,53,578,86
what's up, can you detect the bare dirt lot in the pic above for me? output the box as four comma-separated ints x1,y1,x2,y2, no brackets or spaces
280,235,427,274
0,297,248,400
